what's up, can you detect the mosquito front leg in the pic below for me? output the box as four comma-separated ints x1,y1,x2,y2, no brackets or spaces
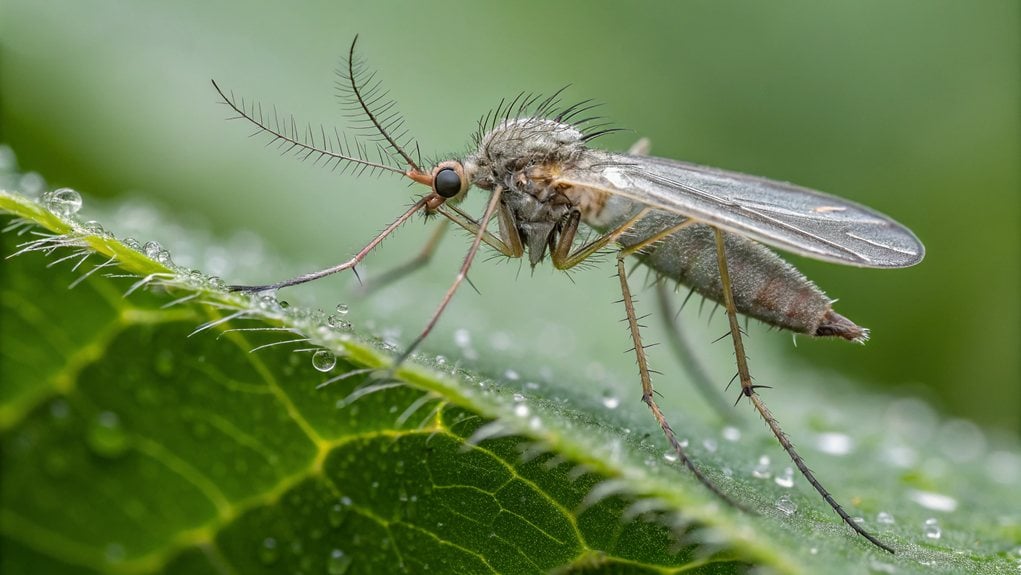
437,203,521,257
616,252,747,511
392,186,506,368
229,197,429,292
711,227,895,554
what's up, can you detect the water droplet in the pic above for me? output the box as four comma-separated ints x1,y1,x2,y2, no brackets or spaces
809,547,818,555
908,489,958,512
312,350,337,372
601,392,620,410
156,249,174,266
44,187,82,216
259,537,279,564
504,369,520,381
49,399,70,420
278,300,290,309
142,241,163,259
454,328,471,347
327,314,350,329
722,425,741,442
206,276,226,290
87,411,129,458
335,303,349,315
774,466,795,488
815,431,854,456
328,502,348,528
327,549,352,575
923,517,941,539
81,221,109,237
877,511,895,524
752,455,771,479
514,403,529,417
775,494,797,516
122,237,142,251
702,438,717,453
663,451,678,463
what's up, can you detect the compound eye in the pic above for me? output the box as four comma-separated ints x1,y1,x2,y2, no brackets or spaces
433,167,462,198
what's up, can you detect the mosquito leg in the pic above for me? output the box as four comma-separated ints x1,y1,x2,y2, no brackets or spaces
711,227,894,554
616,252,748,511
356,220,450,294
437,203,520,257
392,186,506,368
654,281,740,425
229,197,429,293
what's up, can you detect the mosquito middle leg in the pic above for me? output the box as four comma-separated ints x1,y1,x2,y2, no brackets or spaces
356,220,450,294
616,252,747,510
711,226,895,553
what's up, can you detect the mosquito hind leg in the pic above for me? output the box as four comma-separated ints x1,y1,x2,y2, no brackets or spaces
616,252,748,511
654,281,740,425
710,226,895,553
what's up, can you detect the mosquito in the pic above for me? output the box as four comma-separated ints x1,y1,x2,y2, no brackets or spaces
213,36,924,554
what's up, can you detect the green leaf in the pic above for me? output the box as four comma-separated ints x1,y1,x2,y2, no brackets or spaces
1,184,1019,575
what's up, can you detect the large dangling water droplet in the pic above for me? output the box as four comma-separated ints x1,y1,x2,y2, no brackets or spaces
44,187,82,216
312,350,337,372
87,411,129,458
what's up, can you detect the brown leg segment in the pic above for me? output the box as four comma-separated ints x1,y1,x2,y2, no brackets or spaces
616,253,749,511
711,227,894,554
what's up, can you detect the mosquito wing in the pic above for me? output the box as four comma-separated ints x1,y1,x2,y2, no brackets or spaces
555,153,925,268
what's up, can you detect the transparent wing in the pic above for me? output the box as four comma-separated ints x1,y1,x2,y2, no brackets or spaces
556,153,925,268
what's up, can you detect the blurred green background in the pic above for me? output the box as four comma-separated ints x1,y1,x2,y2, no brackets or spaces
2,1,1018,434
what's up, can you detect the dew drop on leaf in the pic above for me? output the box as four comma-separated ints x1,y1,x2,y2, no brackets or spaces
335,303,349,315
122,237,142,251
43,187,82,216
206,276,226,290
752,455,771,479
312,350,337,372
722,425,741,442
142,241,163,260
328,502,348,528
328,549,352,575
877,511,896,524
81,221,109,237
259,537,279,565
601,392,620,410
775,494,797,516
923,517,942,539
327,315,350,329
87,411,129,458
774,466,795,488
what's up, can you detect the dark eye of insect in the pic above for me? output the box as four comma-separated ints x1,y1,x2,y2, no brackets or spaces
434,168,462,198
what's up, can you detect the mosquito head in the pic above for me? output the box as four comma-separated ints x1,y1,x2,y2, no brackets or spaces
406,160,471,211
